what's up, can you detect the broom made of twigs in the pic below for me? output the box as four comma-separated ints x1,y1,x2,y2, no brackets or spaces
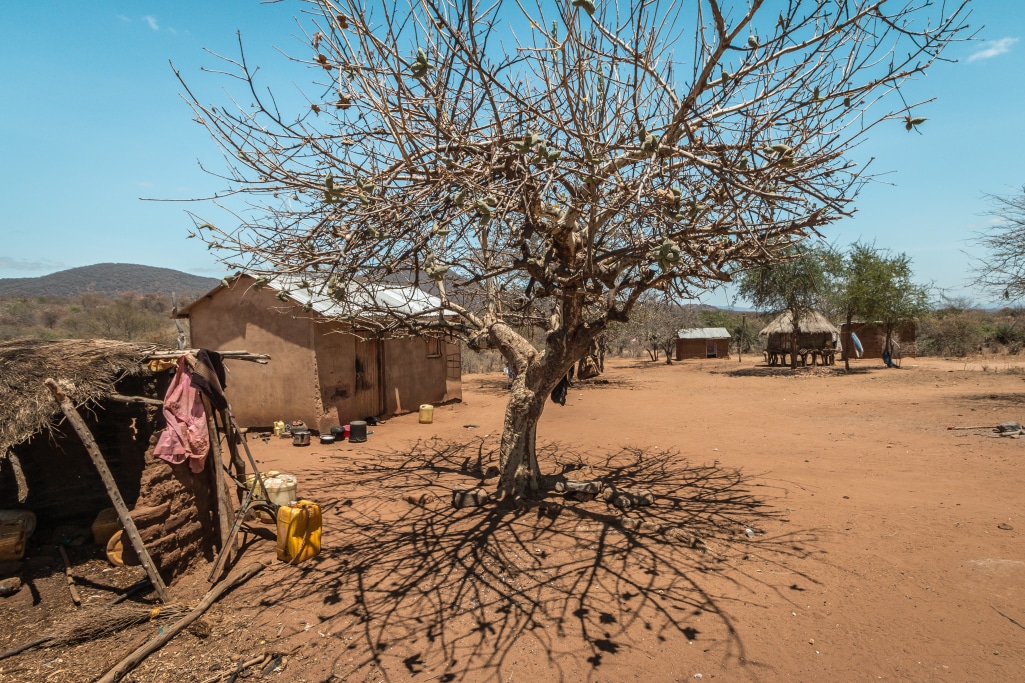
0,602,190,661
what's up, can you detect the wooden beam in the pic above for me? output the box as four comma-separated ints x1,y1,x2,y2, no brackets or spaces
144,349,270,364
44,379,170,603
109,394,164,407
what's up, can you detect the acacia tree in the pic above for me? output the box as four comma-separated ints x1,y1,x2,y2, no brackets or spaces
181,0,969,499
830,242,929,369
736,243,835,368
830,242,876,371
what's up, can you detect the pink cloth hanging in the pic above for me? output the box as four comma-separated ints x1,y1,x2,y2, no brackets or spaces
153,356,209,473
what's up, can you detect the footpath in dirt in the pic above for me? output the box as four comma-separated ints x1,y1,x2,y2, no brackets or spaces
2,356,1023,682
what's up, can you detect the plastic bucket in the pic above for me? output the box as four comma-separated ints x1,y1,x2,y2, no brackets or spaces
246,471,279,501
419,404,434,424
264,474,298,507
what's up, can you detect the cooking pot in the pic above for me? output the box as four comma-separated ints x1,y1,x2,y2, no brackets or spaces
292,429,311,446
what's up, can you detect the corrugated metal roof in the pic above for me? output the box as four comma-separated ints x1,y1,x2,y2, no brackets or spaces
677,327,731,340
269,274,444,318
175,272,446,320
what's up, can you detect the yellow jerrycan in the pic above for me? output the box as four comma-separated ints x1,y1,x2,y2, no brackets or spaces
276,500,322,565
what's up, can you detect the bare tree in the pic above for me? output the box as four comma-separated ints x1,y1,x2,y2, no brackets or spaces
971,185,1025,302
179,0,969,499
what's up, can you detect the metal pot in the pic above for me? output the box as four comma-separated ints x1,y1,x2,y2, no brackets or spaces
319,434,336,445
292,430,311,446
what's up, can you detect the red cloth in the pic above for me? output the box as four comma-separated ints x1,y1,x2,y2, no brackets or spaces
153,356,209,473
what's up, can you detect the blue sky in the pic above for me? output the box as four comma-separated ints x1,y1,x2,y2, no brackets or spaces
1,1,1022,307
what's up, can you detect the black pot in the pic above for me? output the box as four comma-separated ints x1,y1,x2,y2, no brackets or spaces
329,426,346,438
349,420,368,443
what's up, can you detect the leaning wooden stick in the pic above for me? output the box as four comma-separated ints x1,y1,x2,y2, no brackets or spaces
57,545,82,607
96,561,266,683
44,378,170,603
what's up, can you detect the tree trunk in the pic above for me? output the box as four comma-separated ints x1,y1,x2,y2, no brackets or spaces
497,376,550,499
844,312,852,373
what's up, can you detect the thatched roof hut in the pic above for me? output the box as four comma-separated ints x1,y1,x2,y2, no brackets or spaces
758,310,839,337
0,339,160,458
0,339,221,581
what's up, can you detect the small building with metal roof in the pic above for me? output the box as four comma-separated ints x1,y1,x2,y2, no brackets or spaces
176,273,461,431
675,327,731,360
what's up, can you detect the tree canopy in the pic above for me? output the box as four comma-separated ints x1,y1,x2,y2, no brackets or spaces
182,0,970,498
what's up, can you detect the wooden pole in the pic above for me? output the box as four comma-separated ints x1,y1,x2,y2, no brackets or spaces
96,561,266,683
44,379,170,603
200,395,234,556
222,411,247,505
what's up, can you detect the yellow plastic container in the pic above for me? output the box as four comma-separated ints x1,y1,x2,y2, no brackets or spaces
0,521,26,561
92,508,122,546
273,421,286,437
418,404,434,424
276,500,322,565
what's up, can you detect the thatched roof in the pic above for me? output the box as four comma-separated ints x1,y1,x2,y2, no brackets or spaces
758,310,839,336
0,339,163,456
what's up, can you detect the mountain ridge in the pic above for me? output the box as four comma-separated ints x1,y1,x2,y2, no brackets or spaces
0,263,221,298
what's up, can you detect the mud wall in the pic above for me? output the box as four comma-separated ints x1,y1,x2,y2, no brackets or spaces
383,336,456,415
840,322,917,359
675,338,730,360
131,434,219,581
185,276,323,428
313,324,359,432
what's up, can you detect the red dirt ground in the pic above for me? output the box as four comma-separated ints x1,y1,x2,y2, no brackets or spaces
2,356,1023,682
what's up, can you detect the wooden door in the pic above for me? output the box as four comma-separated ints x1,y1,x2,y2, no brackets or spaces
353,339,383,418
706,340,717,358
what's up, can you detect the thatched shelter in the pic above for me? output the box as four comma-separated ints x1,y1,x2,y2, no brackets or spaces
0,339,221,581
759,311,840,365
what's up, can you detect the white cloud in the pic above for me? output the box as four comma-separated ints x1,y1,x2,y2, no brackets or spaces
167,27,177,35
144,15,159,31
0,257,66,272
967,37,1019,62
116,14,131,23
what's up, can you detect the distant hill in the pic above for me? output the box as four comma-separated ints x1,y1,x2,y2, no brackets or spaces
0,264,220,298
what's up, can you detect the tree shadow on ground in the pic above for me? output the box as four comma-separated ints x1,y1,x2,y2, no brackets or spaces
468,374,636,397
245,440,818,682
717,365,873,378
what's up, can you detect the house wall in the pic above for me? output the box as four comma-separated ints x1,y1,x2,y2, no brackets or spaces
382,336,462,416
185,278,324,428
675,338,730,360
841,322,917,358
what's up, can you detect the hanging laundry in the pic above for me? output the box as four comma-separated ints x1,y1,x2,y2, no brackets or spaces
189,349,228,411
154,356,209,473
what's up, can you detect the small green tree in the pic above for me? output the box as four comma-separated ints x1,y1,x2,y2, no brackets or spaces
737,244,834,368
829,242,929,368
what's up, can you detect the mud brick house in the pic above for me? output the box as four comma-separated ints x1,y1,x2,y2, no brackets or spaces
675,328,731,360
176,274,462,432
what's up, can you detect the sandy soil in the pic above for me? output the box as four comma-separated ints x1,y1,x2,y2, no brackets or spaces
2,355,1023,682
